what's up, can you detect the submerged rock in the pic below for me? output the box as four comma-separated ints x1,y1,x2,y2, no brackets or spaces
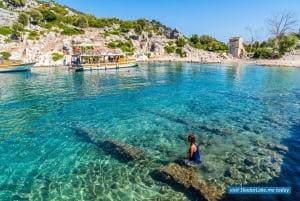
228,166,242,180
101,139,145,161
267,143,289,154
244,156,259,166
151,163,223,201
73,128,145,162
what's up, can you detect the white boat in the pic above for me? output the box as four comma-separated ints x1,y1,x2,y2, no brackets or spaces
0,60,35,73
70,53,138,71
69,45,138,71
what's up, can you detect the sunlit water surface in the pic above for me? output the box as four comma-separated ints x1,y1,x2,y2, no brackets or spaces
0,63,299,201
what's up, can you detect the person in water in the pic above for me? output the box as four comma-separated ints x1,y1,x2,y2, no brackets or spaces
184,134,201,166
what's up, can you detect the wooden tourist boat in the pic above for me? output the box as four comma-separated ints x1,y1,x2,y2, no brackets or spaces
69,45,138,71
69,53,138,71
0,60,36,73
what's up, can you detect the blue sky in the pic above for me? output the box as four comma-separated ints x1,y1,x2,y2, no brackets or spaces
51,0,299,43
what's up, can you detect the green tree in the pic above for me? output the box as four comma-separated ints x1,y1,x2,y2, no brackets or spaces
0,26,12,36
74,15,88,28
175,47,186,57
0,52,11,60
253,48,272,59
120,20,134,30
253,41,260,49
52,52,64,61
12,22,24,39
176,38,186,47
199,35,214,44
136,18,147,29
96,18,112,28
164,46,175,53
267,11,298,41
60,15,76,25
86,14,98,28
60,24,84,35
0,1,4,8
190,34,200,45
110,17,122,25
41,10,57,22
267,10,298,50
189,36,202,49
134,24,142,35
278,35,298,56
28,30,39,40
52,5,68,16
191,34,227,52
18,12,29,26
107,40,134,54
29,9,43,22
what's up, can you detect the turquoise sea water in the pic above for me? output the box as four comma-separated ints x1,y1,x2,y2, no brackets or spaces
0,63,299,201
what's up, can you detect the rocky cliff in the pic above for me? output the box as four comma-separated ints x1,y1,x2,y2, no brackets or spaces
0,8,18,26
0,0,225,66
0,26,222,66
2,0,298,67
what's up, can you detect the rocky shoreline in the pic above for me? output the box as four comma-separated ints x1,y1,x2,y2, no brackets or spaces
147,55,300,68
1,27,299,69
33,56,300,69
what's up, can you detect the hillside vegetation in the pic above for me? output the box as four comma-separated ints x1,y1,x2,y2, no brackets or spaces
0,0,299,64
0,0,228,63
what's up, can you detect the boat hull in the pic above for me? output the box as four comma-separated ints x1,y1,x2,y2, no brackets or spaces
71,61,138,71
0,62,35,73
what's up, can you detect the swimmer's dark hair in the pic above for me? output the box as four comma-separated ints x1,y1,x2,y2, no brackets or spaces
188,134,196,143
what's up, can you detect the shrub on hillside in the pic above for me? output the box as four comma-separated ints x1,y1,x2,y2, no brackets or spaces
189,34,227,52
120,21,134,30
107,41,117,49
12,22,24,38
7,0,26,7
0,52,11,60
29,9,43,22
278,35,299,56
176,38,186,47
107,40,134,54
52,5,68,16
0,1,4,8
18,12,29,26
167,41,174,46
41,10,57,22
175,47,186,57
120,42,134,54
38,21,53,29
52,52,64,61
85,14,98,28
4,38,13,43
134,24,142,35
61,26,84,35
28,30,39,40
60,16,76,25
74,15,88,28
0,26,12,36
136,18,147,30
253,48,273,59
164,45,175,53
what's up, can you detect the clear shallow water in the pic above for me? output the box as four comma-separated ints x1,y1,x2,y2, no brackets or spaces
0,63,299,201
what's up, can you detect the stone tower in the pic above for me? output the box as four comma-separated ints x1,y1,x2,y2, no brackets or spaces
228,37,246,58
